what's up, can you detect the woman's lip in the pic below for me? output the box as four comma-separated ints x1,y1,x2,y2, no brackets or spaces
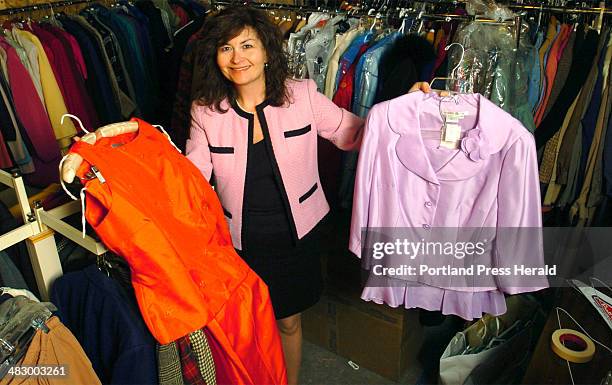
231,66,251,71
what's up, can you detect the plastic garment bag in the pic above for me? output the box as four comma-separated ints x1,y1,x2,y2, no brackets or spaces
447,16,536,132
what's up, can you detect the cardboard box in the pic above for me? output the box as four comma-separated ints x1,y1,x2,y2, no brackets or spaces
302,283,423,381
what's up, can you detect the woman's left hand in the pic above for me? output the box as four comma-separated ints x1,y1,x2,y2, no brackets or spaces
409,81,450,97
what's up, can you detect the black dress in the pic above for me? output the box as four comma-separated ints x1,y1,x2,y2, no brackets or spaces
237,140,323,320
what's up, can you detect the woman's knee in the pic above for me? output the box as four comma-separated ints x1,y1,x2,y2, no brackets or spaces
277,314,301,336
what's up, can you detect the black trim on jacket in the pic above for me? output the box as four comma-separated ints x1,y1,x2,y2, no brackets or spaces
229,99,300,249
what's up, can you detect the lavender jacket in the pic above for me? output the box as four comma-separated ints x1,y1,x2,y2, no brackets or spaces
187,79,364,250
350,91,547,319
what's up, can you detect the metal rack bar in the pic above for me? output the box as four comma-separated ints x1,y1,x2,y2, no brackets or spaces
0,0,98,15
38,201,107,256
507,3,611,15
0,169,61,301
0,170,40,251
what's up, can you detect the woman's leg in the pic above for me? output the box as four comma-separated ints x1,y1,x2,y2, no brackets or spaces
277,313,302,385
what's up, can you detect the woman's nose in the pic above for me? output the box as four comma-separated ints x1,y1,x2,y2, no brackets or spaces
230,50,243,63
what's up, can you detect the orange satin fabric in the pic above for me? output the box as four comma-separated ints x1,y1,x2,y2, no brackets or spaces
69,118,287,385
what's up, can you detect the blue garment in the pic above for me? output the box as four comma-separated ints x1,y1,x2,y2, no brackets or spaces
334,32,374,94
51,264,158,385
352,32,400,118
60,17,122,123
94,5,150,117
116,11,158,114
528,32,544,113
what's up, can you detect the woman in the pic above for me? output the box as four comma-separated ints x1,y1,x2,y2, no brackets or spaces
186,7,433,384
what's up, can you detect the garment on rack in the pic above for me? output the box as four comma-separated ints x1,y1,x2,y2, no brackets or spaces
6,30,45,106
536,28,600,148
528,31,544,113
534,24,570,126
324,27,361,99
0,76,34,175
553,28,605,188
1,316,101,385
170,27,206,152
350,91,547,320
32,23,99,131
305,15,342,91
448,20,536,132
0,38,61,187
0,202,37,296
11,29,77,150
68,119,287,384
542,29,575,123
0,296,55,375
51,265,157,385
571,30,612,224
0,253,27,291
76,12,138,116
334,31,374,94
0,289,39,302
352,31,400,118
375,33,435,104
59,17,123,124
157,342,183,385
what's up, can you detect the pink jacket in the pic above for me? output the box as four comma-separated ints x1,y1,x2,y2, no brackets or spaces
187,79,364,250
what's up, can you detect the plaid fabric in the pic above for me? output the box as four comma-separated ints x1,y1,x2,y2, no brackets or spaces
177,335,206,385
190,329,217,385
157,342,183,385
539,129,561,183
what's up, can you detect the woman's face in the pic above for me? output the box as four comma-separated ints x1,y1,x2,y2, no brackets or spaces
217,27,268,88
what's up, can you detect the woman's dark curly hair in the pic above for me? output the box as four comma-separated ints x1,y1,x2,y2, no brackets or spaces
193,7,291,112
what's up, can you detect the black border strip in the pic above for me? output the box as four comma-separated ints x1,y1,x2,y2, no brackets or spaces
299,183,318,203
284,124,312,138
209,145,234,154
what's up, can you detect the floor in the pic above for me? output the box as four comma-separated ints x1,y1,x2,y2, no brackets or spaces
299,340,421,385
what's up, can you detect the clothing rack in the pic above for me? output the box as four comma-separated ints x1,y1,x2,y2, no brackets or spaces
0,170,42,251
0,170,107,301
211,0,518,23
0,170,61,301
507,3,611,15
0,0,100,16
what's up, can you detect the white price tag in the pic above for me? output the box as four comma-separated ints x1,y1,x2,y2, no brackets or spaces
444,123,461,143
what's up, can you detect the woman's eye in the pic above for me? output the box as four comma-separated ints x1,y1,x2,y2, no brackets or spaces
243,44,253,49
220,46,231,52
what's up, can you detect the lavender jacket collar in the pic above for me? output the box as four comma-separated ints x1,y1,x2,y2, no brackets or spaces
187,79,364,250
390,91,512,184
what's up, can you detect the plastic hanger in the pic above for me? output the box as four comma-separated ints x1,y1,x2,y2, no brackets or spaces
430,42,472,94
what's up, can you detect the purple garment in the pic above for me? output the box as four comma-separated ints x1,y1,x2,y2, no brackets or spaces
350,91,546,320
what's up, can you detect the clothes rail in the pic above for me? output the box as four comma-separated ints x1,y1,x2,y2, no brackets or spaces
507,3,611,15
212,0,518,23
0,0,99,15
36,200,108,256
